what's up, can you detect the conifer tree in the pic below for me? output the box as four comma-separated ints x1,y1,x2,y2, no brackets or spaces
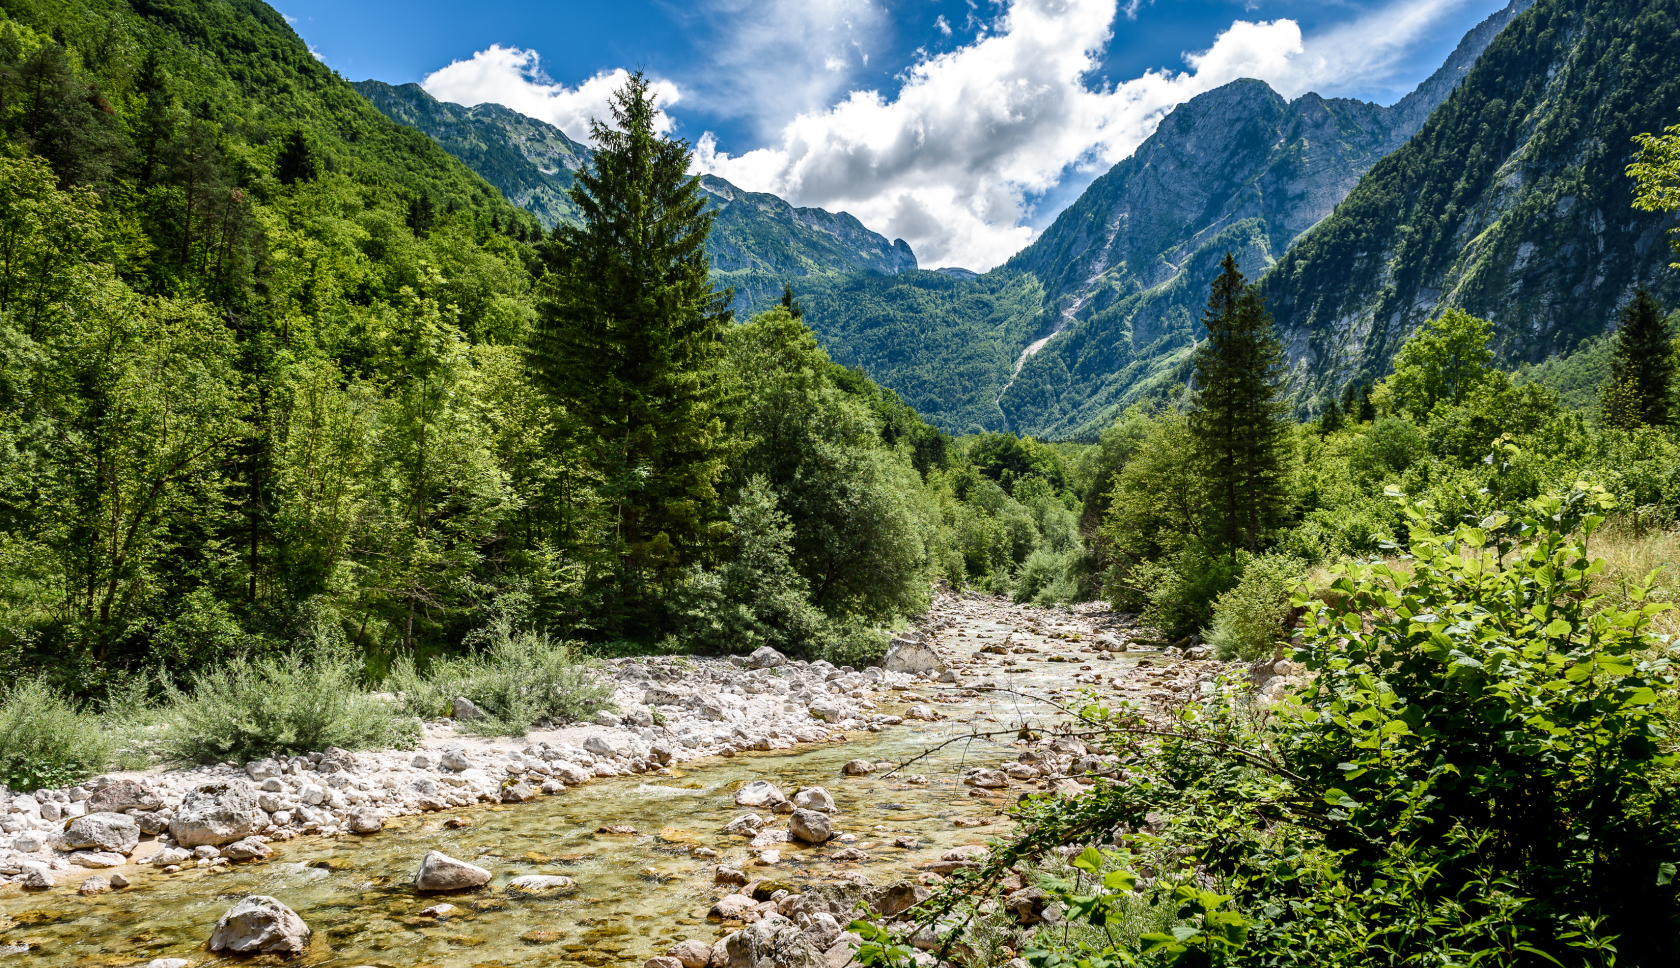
1601,288,1674,428
528,72,735,618
1318,391,1343,434
1190,253,1292,553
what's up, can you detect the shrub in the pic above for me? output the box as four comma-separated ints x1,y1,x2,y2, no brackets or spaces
1014,547,1082,605
159,650,419,763
1206,553,1307,660
0,678,112,790
387,619,614,736
1127,546,1243,640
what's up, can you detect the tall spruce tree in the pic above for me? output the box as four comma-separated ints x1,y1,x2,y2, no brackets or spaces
1602,288,1674,428
1190,253,1292,552
528,72,735,621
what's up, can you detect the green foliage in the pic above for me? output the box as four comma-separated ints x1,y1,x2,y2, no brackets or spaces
1206,553,1306,661
1191,254,1292,553
910,479,1680,968
1602,288,1675,428
1132,546,1244,641
386,617,614,736
1386,308,1495,420
0,677,112,789
528,72,734,629
1629,121,1680,268
159,646,420,763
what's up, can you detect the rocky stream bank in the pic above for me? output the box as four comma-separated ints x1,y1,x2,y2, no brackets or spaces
0,592,1306,967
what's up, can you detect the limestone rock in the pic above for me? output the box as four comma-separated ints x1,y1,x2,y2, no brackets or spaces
882,638,945,675
668,939,714,968
223,837,274,862
452,696,485,721
78,875,111,895
413,850,492,892
208,895,311,957
734,780,786,808
710,893,757,919
170,781,265,847
788,808,834,844
724,914,827,968
69,850,126,868
19,864,54,890
792,787,836,813
86,779,162,813
62,812,140,854
506,874,575,891
841,759,874,776
746,646,787,669
963,769,1008,789
348,807,384,834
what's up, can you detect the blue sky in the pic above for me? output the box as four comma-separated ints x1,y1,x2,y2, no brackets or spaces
285,0,1515,269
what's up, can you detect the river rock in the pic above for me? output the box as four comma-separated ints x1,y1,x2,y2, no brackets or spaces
170,781,264,847
86,779,163,813
550,761,592,785
830,847,869,862
62,812,140,854
150,846,192,867
715,865,749,885
710,893,757,919
19,863,54,890
440,749,475,771
788,808,834,844
506,874,576,891
803,912,844,951
1004,886,1059,924
667,939,713,968
208,895,311,957
725,814,765,834
223,837,274,862
414,850,491,892
78,875,111,895
841,759,874,776
883,638,945,674
724,914,826,968
452,696,485,721
792,787,836,813
874,880,931,917
584,733,627,758
500,780,537,803
746,646,787,669
68,850,126,868
348,807,383,834
735,780,786,808
645,958,684,968
904,705,937,721
963,769,1008,789
145,960,189,968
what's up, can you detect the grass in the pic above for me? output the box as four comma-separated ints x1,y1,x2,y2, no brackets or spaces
385,618,615,736
1591,521,1680,641
0,678,114,791
158,649,421,763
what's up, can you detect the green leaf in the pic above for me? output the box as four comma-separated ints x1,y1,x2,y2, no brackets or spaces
1071,846,1104,874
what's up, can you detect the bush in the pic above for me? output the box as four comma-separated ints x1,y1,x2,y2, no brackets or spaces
160,650,420,763
0,678,112,790
1206,553,1306,660
387,619,614,736
1126,546,1243,640
1014,547,1082,605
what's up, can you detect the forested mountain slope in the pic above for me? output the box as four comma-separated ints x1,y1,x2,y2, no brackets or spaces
354,80,917,315
993,0,1533,438
354,79,590,227
1262,0,1680,407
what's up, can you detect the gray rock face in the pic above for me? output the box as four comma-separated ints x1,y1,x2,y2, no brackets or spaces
348,807,384,834
506,874,575,891
452,696,485,721
788,808,834,844
61,812,140,854
802,912,843,951
86,779,162,813
882,638,945,674
724,914,827,968
414,850,492,892
223,837,274,862
745,646,787,669
170,781,264,847
791,787,836,813
208,895,312,957
734,780,786,808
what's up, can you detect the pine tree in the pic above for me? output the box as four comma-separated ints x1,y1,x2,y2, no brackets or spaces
780,284,803,319
1602,288,1674,428
528,72,735,620
1190,253,1292,553
1318,391,1343,434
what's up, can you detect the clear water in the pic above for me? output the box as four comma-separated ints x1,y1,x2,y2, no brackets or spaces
0,621,1132,967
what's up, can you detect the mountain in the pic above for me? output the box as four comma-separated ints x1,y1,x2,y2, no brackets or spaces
992,0,1535,437
353,80,591,227
353,81,917,315
1260,0,1680,406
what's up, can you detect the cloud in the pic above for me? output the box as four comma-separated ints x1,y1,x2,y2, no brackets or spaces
694,0,1305,269
692,0,1484,270
674,0,888,139
422,47,682,144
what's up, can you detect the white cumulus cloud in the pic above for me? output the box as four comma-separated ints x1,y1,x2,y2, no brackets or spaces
692,0,1486,270
421,47,681,145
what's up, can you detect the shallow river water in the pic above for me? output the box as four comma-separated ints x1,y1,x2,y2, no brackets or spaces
0,617,1138,967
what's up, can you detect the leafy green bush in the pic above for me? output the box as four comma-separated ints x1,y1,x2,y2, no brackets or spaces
1130,546,1243,640
387,619,614,736
1348,416,1428,484
1205,553,1306,660
901,480,1680,968
160,651,420,763
0,678,112,790
1014,547,1082,605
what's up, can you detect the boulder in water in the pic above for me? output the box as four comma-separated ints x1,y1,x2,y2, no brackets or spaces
208,895,311,957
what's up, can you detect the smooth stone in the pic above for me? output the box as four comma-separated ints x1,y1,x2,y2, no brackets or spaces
208,895,312,957
506,874,576,891
413,850,492,892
